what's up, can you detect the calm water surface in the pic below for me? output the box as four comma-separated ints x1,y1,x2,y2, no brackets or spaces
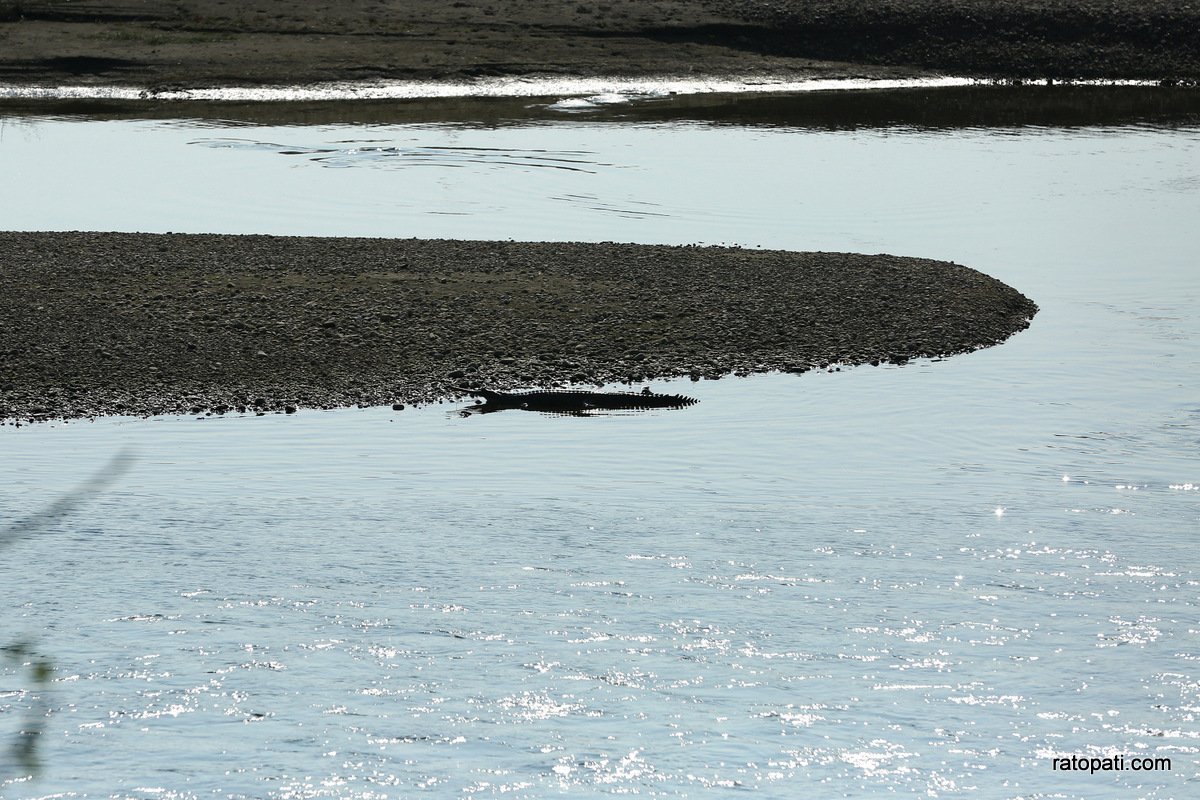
1,89,1198,798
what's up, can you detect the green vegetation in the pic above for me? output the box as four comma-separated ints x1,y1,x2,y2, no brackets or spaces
1,640,51,778
1,451,132,783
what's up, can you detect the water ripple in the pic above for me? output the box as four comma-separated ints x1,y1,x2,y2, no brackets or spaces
190,137,608,173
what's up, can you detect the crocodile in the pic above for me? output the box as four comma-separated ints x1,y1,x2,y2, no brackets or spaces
456,386,698,416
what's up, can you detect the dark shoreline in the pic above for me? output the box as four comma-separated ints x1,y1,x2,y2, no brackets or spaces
1,1,1198,91
0,232,1036,424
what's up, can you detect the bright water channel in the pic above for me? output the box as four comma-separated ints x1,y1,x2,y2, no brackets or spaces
1,88,1199,798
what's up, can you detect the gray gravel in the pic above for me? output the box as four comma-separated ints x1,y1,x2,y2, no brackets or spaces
0,232,1037,423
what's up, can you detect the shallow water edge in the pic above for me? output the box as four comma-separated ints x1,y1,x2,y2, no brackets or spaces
0,75,983,102
1,75,1186,106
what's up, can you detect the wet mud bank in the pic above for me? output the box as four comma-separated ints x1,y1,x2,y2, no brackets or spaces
708,0,1200,82
0,232,1037,423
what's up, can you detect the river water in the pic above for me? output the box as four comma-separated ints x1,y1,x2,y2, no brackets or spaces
1,87,1198,798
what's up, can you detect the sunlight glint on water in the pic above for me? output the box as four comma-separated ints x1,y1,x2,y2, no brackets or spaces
1,97,1198,797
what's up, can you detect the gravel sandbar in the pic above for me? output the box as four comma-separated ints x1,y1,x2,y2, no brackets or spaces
0,232,1037,422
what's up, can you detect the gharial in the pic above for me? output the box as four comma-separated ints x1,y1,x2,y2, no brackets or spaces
455,386,698,416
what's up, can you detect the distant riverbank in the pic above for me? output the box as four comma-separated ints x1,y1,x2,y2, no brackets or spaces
0,232,1036,423
1,0,1197,92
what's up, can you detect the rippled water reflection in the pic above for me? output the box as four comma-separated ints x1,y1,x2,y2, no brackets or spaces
192,137,609,173
2,89,1199,797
